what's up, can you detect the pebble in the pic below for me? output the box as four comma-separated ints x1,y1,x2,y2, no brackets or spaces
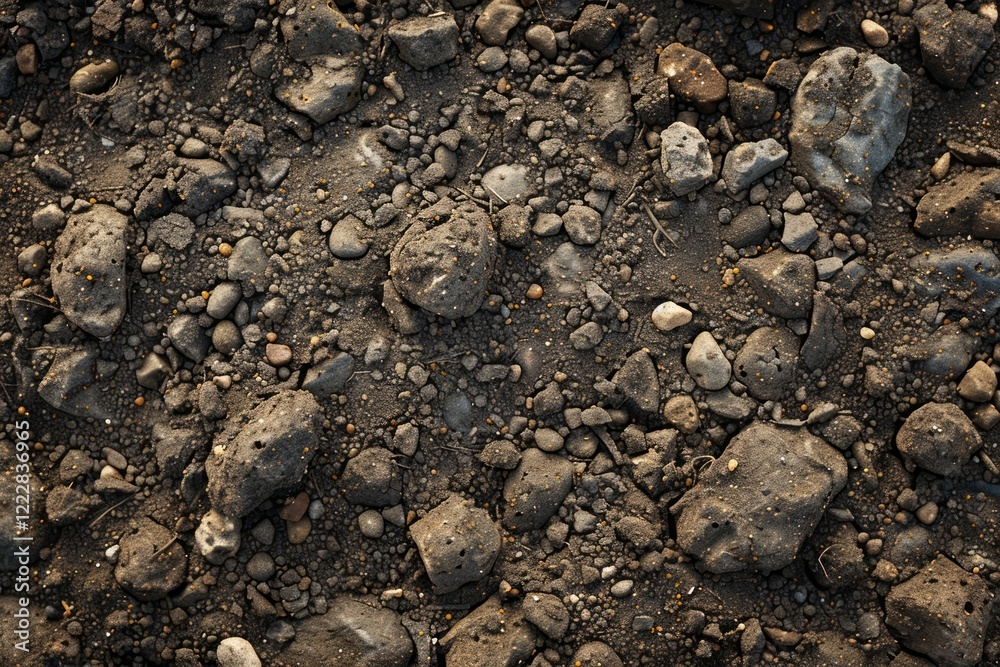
287,516,312,544
526,284,543,299
861,19,889,47
217,638,262,667
652,301,692,331
358,509,385,539
610,580,634,598
686,332,731,391
525,24,558,59
266,343,293,367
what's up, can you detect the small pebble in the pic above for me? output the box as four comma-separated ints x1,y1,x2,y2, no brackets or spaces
860,327,875,340
526,284,544,299
359,509,385,539
860,19,889,48
652,301,692,331
266,343,293,366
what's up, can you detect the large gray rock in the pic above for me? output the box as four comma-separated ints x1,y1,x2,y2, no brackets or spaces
390,207,500,319
410,495,501,593
914,3,995,89
283,597,413,667
914,169,1000,238
672,422,847,573
389,15,459,70
279,0,364,64
114,518,187,602
441,596,537,667
909,246,1000,317
341,447,403,507
896,402,982,477
886,555,994,667
660,122,714,196
51,205,128,337
790,47,911,214
206,391,322,518
276,64,363,124
176,159,236,217
502,448,574,532
37,344,110,419
738,249,815,320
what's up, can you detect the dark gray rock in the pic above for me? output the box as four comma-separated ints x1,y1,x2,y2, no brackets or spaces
475,0,524,46
573,642,624,667
302,353,355,398
672,422,847,573
896,402,981,476
115,518,187,602
886,555,994,667
502,448,574,531
153,423,199,478
790,47,911,214
738,249,815,320
724,206,770,248
802,293,845,371
329,215,370,259
189,0,267,31
206,282,242,319
388,15,459,70
228,237,268,294
441,596,537,667
212,320,243,356
389,207,500,319
341,447,402,507
410,494,501,593
52,205,128,337
168,315,209,362
612,350,660,415
176,159,236,217
914,169,1000,238
910,246,1000,317
206,391,322,517
914,3,994,89
279,0,363,63
734,327,800,402
37,344,110,419
284,597,413,667
570,4,626,52
136,352,171,389
728,78,776,128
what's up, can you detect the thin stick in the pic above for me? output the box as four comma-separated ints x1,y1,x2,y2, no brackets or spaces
980,449,1000,476
535,0,547,20
151,536,179,559
89,493,137,527
482,183,508,205
817,544,835,581
642,201,678,253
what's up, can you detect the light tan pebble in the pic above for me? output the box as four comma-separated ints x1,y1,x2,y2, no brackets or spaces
930,152,951,181
861,19,889,48
651,301,692,331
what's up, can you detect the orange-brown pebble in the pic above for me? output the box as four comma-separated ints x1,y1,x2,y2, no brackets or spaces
346,424,356,435
134,396,145,406
266,332,278,343
219,243,233,257
526,284,543,299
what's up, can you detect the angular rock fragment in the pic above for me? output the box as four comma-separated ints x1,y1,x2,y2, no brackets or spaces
502,448,574,531
790,47,911,214
910,246,1000,317
721,138,788,194
176,159,236,217
115,518,187,602
284,597,414,667
672,422,847,573
341,447,403,507
276,65,363,124
441,596,537,667
914,169,1000,239
896,402,982,476
660,122,714,197
802,293,845,371
686,332,730,391
914,3,995,89
738,249,815,320
885,555,994,667
37,344,110,419
390,208,501,319
410,494,501,593
389,15,460,70
206,391,321,518
612,350,660,415
52,205,128,337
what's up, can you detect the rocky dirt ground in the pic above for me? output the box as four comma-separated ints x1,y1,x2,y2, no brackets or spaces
1,0,1000,665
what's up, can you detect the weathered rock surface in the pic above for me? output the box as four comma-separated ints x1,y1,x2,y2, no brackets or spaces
790,47,911,214
206,391,322,518
502,448,574,531
390,208,501,319
914,169,1000,238
896,402,982,476
886,555,994,667
52,205,128,337
283,597,414,667
672,422,847,573
410,494,501,593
